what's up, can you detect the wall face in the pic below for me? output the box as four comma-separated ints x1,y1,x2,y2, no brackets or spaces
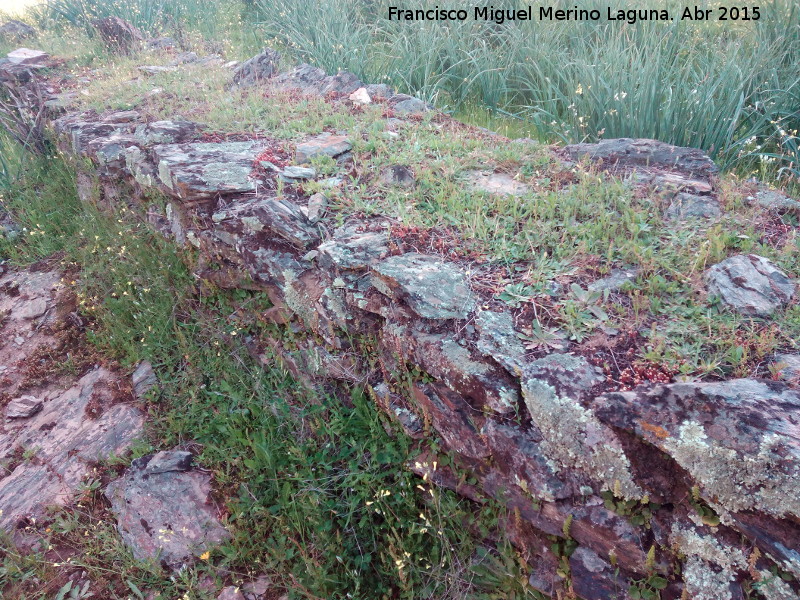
9,52,800,600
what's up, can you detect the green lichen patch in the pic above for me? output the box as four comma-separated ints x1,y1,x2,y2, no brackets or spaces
372,253,476,320
665,422,800,518
522,377,642,499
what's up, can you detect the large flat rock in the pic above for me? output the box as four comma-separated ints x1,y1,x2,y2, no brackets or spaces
594,378,800,518
317,220,390,270
372,253,476,320
212,195,319,250
105,450,230,570
152,141,269,201
0,268,144,530
6,47,48,66
705,254,795,317
464,171,531,196
295,133,352,164
564,138,718,178
273,64,362,96
521,354,642,499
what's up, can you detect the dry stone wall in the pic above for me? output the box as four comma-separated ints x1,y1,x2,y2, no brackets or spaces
7,49,800,599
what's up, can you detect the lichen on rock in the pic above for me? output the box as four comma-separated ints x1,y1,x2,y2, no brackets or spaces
372,253,476,320
671,524,747,600
665,422,800,517
521,371,642,499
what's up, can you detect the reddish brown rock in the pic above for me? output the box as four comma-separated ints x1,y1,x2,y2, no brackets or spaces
594,379,800,518
212,195,319,251
0,268,144,532
412,383,489,459
105,451,230,570
150,141,269,202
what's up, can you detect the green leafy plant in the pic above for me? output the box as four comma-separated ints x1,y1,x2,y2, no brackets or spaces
628,574,668,600
601,491,661,529
498,282,537,307
689,486,721,527
557,283,608,342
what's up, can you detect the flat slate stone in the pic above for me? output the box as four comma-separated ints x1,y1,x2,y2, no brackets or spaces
133,120,201,145
152,141,268,201
280,166,316,180
217,587,245,600
372,253,476,320
317,221,390,270
138,65,178,74
391,96,432,116
755,190,800,212
132,360,158,399
18,296,48,319
474,309,527,373
212,195,319,250
105,450,230,570
295,133,352,164
705,254,795,317
521,353,641,499
6,395,42,419
465,171,530,196
563,138,718,177
0,368,144,530
378,165,415,188
7,48,48,65
588,268,640,292
306,192,327,224
273,64,362,96
665,192,720,221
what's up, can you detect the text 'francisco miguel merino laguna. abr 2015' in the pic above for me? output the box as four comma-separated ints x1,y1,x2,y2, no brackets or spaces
387,5,761,24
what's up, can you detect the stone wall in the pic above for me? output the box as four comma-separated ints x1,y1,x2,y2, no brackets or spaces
8,52,800,600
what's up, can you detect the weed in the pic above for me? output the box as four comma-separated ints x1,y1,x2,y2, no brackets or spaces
601,491,661,529
0,141,541,599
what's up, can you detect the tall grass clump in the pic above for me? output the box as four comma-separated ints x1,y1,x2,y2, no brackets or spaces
255,0,800,179
40,0,256,43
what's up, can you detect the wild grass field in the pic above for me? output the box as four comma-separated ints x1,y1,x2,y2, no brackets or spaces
0,1,799,599
4,0,799,178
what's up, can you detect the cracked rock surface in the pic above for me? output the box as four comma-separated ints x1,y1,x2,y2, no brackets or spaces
0,267,144,533
705,254,795,316
105,450,231,570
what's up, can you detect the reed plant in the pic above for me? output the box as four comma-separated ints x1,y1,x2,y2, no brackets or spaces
255,0,800,178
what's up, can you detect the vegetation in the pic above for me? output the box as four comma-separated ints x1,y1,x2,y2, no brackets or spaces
253,0,800,176
0,138,534,598
4,0,799,179
15,41,796,378
0,1,799,597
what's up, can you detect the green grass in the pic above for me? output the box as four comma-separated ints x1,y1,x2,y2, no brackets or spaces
21,40,800,381
7,0,800,181
250,0,800,179
0,140,538,599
